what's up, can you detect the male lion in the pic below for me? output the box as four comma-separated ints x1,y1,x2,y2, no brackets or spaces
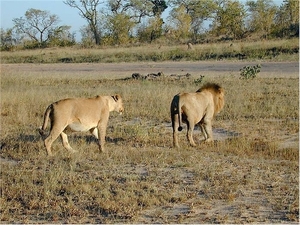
170,83,224,148
39,94,124,156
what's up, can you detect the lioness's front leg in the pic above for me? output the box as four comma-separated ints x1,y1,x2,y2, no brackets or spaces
97,121,108,153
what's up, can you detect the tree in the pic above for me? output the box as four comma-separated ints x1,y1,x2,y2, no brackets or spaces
151,0,168,16
168,4,192,41
64,0,103,45
105,13,135,44
168,0,218,41
0,28,19,50
246,0,277,38
143,0,167,42
48,26,76,47
285,0,299,25
211,0,246,39
274,0,299,37
80,25,96,46
106,0,167,44
13,8,59,44
137,16,164,42
108,0,167,23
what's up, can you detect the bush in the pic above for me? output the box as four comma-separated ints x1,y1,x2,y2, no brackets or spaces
240,64,261,79
194,75,205,85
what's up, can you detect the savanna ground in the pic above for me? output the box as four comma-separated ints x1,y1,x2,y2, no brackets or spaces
0,57,299,223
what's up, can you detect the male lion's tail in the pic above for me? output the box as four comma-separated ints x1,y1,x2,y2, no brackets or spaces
171,94,183,132
38,104,53,137
177,96,183,131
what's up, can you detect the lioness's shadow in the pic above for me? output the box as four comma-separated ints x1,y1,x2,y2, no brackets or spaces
73,135,124,144
3,133,124,148
18,134,41,143
0,134,41,153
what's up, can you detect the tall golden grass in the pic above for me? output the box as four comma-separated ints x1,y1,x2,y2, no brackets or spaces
1,38,298,63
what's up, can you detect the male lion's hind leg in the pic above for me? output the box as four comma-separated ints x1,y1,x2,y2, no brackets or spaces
187,122,197,147
199,123,208,141
60,132,76,153
173,130,179,148
202,120,213,143
172,114,180,148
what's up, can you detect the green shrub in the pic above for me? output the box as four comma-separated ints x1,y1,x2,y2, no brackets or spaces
193,75,205,85
240,64,261,79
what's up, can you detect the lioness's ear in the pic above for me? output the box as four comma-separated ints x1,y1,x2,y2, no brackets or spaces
112,94,120,102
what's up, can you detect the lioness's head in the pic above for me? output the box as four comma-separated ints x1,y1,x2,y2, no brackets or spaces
112,94,124,115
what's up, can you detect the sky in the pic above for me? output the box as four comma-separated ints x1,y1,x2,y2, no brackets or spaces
1,0,87,41
1,0,284,42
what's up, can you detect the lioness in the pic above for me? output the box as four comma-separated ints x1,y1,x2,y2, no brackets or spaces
170,83,225,148
39,94,124,156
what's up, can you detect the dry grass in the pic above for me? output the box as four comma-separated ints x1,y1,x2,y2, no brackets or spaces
0,63,299,223
1,38,298,63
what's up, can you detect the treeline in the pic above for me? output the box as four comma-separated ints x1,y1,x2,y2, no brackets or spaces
1,0,299,50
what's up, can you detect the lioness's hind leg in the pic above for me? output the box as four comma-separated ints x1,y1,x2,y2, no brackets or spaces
44,123,67,156
61,132,76,153
38,127,47,139
44,133,60,156
90,128,99,139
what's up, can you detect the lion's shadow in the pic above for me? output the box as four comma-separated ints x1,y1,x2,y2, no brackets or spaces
73,134,125,145
1,133,124,150
18,134,41,143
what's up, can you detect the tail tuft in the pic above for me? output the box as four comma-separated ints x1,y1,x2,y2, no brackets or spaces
38,127,46,137
178,126,183,131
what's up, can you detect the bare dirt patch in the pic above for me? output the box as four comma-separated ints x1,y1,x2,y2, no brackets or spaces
1,61,299,78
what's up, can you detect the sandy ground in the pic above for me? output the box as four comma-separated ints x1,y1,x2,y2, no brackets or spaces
1,61,299,78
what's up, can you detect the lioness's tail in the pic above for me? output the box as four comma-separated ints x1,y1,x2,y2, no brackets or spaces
38,104,53,137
